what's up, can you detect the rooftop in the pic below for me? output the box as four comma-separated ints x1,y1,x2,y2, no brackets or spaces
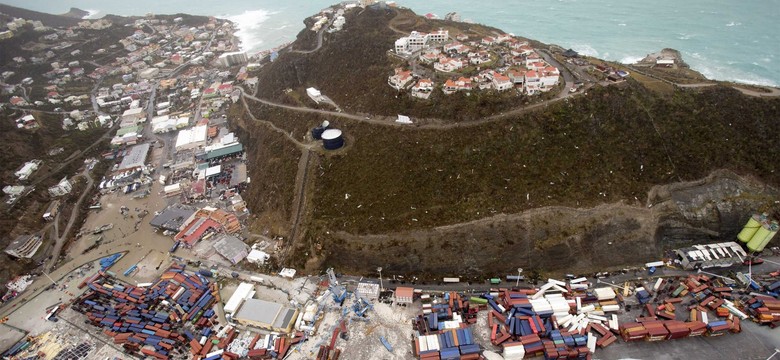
233,298,297,331
149,204,197,231
116,143,150,172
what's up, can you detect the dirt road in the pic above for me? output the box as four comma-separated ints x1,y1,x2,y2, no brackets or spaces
44,168,94,272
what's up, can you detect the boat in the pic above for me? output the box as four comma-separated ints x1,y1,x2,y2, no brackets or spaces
379,336,393,352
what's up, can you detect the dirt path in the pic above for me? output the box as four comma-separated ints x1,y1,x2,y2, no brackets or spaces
284,149,313,264
45,168,94,272
628,66,780,97
239,91,311,149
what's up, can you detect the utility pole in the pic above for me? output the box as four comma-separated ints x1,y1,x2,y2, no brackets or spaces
377,267,383,291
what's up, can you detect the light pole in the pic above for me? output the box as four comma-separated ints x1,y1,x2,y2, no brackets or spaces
43,272,57,287
766,348,780,360
516,268,523,288
377,267,383,291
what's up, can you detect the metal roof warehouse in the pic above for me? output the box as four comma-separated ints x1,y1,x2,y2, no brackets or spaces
116,143,151,172
232,298,298,333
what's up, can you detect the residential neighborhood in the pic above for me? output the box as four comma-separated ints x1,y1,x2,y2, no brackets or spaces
389,29,562,98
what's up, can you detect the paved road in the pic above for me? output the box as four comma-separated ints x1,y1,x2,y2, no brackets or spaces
291,16,335,54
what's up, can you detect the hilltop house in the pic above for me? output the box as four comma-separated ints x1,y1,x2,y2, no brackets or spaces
48,177,73,197
394,30,449,56
443,77,472,94
492,73,513,91
411,79,434,99
434,58,464,73
388,68,414,90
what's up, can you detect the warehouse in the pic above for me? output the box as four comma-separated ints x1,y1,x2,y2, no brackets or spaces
212,234,249,264
149,204,197,232
116,143,151,172
232,298,298,333
175,125,208,151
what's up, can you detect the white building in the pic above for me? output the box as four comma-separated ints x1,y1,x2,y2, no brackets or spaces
218,52,248,67
224,282,255,314
247,249,270,265
306,87,324,103
356,282,380,301
394,30,449,55
15,160,41,181
121,107,146,125
175,125,208,151
434,58,463,73
48,177,73,197
3,185,25,196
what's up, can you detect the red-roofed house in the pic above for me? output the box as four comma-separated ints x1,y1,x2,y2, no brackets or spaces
217,83,234,95
481,37,495,46
170,53,183,65
508,69,526,85
411,78,434,99
388,67,414,90
524,70,541,94
443,77,472,94
492,73,513,91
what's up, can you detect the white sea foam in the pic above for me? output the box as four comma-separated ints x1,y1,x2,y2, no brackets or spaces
617,23,627,27
619,55,643,64
224,9,275,53
726,21,741,27
570,44,599,57
82,9,100,19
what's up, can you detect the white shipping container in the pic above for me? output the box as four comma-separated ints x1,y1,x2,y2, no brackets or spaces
547,278,567,287
587,333,597,353
653,278,664,292
570,277,589,284
601,304,621,312
418,336,428,352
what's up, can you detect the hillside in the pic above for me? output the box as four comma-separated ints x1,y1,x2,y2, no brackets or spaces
0,4,81,27
254,7,533,122
236,8,780,277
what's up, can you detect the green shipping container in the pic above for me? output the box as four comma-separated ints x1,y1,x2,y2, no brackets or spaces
737,216,762,243
468,297,488,305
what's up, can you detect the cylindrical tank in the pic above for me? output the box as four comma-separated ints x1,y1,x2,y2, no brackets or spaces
747,223,778,253
321,129,344,150
311,127,326,140
737,215,762,243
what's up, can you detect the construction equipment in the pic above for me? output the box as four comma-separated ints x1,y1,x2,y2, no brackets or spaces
327,268,347,304
352,294,373,317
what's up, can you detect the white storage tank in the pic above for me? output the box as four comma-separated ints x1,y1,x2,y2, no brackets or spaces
321,129,344,150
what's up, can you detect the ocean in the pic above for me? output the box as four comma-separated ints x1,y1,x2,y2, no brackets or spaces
5,0,779,86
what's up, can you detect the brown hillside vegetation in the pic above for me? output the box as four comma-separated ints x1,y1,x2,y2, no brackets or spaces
282,83,780,274
306,83,780,236
255,7,528,121
229,103,301,237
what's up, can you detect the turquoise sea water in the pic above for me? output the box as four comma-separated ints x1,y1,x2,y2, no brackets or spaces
5,0,779,86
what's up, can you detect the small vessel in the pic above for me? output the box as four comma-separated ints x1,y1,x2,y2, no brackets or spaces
380,336,393,352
